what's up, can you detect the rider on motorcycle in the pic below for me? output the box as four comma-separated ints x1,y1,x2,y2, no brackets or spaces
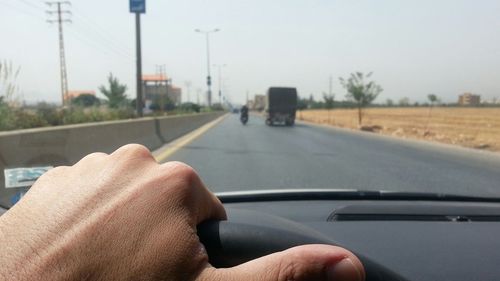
241,105,249,118
240,105,249,124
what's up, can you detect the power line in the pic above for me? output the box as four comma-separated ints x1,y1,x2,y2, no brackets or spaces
46,1,72,106
19,0,43,10
16,0,134,60
67,23,135,61
0,0,44,20
65,27,134,64
70,8,134,57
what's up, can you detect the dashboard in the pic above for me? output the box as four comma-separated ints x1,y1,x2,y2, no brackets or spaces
202,198,500,281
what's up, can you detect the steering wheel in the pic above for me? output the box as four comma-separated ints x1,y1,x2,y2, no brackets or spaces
198,208,407,281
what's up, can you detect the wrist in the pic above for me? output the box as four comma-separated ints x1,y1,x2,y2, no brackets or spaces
0,215,85,281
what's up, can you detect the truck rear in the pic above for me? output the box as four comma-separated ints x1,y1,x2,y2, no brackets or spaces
265,87,298,126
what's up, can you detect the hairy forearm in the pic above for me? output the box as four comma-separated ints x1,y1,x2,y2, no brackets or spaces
0,212,80,281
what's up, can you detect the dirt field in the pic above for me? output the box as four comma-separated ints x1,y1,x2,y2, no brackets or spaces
298,108,500,152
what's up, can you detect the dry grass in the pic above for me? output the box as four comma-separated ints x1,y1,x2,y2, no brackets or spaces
298,108,500,152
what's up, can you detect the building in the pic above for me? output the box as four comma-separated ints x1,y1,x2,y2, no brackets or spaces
247,94,266,111
458,93,481,106
142,74,182,107
253,95,266,111
247,100,255,110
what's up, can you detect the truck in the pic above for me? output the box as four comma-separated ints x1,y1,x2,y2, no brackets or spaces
264,87,298,126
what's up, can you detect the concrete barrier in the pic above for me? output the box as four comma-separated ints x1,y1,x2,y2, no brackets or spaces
0,112,224,198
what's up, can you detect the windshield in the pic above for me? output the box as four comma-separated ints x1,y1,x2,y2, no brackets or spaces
1,0,500,208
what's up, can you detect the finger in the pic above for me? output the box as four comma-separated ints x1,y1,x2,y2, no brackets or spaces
199,245,365,281
160,161,227,225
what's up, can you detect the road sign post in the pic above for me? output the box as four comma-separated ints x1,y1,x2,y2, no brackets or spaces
130,0,145,117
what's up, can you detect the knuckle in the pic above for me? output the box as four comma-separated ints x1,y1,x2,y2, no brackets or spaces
34,166,70,184
79,152,107,162
163,161,197,181
168,161,196,177
44,166,70,177
160,161,199,194
115,144,152,160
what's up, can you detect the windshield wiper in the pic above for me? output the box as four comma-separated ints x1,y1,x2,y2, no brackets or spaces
216,189,500,203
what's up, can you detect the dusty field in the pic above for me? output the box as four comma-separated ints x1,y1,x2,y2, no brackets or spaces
298,108,500,152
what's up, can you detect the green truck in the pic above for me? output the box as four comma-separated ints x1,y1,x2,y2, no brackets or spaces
265,87,298,126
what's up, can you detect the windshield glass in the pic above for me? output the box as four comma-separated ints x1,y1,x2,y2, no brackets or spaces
1,0,500,208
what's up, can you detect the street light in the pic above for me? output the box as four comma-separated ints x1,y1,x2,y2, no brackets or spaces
195,28,220,107
213,64,227,104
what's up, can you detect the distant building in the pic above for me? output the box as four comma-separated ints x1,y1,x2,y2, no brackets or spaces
142,74,182,106
247,100,255,109
458,93,481,106
65,90,96,104
253,95,266,111
482,97,500,105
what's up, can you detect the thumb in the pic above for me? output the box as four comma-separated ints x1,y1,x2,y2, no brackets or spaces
200,244,365,281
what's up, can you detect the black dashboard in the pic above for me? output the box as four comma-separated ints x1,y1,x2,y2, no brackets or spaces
203,198,500,281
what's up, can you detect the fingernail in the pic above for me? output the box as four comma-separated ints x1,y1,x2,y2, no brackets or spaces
327,258,363,281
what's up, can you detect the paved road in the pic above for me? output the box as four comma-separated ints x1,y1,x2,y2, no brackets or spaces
165,114,500,197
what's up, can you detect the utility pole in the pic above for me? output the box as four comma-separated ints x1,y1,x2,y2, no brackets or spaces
196,88,202,105
135,13,143,116
329,75,333,97
184,81,192,103
155,64,167,112
213,64,226,104
46,1,71,107
130,0,146,117
195,28,220,107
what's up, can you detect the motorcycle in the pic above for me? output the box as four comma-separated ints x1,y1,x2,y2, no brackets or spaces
240,114,248,125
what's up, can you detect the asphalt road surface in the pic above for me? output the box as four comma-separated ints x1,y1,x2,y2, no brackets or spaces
165,114,500,197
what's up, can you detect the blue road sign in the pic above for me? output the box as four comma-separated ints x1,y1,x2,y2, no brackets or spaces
130,0,146,14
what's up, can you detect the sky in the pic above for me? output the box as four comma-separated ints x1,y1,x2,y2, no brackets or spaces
1,0,500,105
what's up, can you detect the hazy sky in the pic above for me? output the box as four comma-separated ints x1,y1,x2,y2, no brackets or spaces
1,0,500,105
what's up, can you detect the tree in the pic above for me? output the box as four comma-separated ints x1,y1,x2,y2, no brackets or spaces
297,98,308,111
99,73,128,108
427,93,441,115
0,60,21,104
399,97,410,107
323,93,335,124
425,94,440,132
179,102,201,113
72,94,100,107
386,99,394,107
150,95,175,112
0,61,21,131
339,72,382,125
427,94,439,106
210,103,224,111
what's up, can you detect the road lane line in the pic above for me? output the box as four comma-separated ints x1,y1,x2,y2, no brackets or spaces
154,114,228,162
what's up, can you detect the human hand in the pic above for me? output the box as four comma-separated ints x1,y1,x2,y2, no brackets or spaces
0,144,364,281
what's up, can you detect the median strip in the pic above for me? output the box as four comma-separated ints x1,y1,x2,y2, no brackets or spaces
153,114,228,162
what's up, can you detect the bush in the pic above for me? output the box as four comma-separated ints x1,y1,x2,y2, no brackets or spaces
210,103,224,111
0,103,48,131
0,102,137,132
178,102,201,113
71,94,101,107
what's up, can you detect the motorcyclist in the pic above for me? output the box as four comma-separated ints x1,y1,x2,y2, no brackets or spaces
241,105,249,119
